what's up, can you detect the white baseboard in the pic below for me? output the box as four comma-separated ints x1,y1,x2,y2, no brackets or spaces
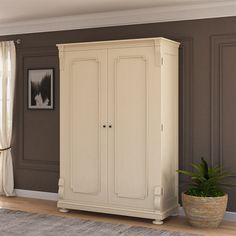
15,189,58,201
178,206,236,222
14,189,236,221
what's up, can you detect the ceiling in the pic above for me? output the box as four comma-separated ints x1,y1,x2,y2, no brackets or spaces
0,0,231,24
0,0,236,35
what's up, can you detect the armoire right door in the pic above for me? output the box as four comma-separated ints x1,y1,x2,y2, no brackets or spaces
107,46,162,210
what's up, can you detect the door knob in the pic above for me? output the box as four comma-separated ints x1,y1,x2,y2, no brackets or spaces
109,125,112,128
103,125,106,128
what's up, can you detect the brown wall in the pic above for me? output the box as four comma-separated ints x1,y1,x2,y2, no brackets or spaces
1,16,236,211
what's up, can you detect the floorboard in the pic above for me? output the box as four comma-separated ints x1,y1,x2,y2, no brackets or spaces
0,196,235,236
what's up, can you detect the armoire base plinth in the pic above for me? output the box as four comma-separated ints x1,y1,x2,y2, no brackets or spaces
58,200,178,223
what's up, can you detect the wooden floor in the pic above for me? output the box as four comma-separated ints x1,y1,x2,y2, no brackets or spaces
0,196,235,236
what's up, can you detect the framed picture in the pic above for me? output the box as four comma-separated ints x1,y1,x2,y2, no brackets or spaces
28,68,54,110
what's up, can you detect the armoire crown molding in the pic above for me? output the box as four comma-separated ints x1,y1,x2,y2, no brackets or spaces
1,1,236,36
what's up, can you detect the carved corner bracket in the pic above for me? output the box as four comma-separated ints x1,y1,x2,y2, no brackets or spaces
153,186,162,211
58,178,65,200
58,45,65,71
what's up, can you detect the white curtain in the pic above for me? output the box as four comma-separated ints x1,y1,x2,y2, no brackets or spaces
0,41,16,196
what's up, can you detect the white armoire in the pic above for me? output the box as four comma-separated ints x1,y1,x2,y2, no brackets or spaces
57,37,180,224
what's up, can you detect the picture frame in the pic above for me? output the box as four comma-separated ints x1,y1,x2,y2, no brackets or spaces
27,68,54,110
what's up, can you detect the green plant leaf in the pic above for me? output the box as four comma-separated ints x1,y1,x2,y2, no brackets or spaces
176,170,196,177
191,163,205,176
201,157,209,179
177,157,230,197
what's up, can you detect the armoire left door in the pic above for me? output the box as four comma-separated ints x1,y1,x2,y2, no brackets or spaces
60,49,108,204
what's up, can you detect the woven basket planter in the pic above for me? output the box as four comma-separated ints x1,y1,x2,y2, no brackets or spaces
182,192,228,228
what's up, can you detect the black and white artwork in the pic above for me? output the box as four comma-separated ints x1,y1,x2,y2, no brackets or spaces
28,69,54,109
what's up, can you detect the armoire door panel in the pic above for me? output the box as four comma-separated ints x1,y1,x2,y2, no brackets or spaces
64,50,108,203
71,58,100,194
114,56,147,199
108,47,160,209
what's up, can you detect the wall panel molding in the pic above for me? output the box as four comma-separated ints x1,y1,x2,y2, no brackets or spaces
176,38,194,186
211,33,236,180
15,47,59,172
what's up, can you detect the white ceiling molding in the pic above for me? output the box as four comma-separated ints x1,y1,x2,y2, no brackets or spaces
0,1,236,36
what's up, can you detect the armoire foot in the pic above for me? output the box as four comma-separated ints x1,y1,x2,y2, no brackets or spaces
59,208,69,213
152,219,164,225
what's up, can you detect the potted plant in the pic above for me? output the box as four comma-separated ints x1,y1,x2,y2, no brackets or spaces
177,157,228,228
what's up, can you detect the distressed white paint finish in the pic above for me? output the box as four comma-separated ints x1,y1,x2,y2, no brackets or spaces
160,44,179,211
108,46,160,210
60,49,108,204
70,57,100,194
112,52,148,201
58,37,179,222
